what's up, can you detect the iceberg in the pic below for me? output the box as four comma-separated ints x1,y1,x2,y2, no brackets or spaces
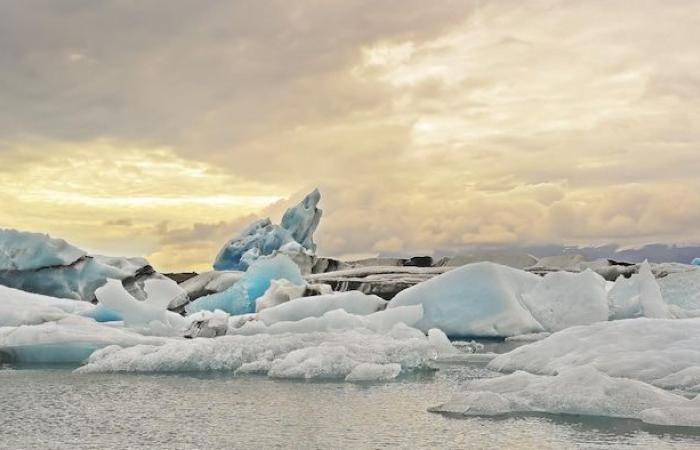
387,262,543,337
430,366,700,427
230,305,422,336
77,306,447,381
186,254,305,315
488,317,700,391
0,285,94,327
279,188,321,252
0,229,85,270
607,261,671,319
94,279,187,336
693,258,700,266
256,291,386,325
521,269,608,331
213,189,322,271
0,229,174,302
0,316,165,364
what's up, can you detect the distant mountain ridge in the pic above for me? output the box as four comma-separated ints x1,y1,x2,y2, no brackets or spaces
428,244,700,265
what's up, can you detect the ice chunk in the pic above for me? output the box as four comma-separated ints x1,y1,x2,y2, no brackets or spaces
522,269,608,331
488,317,700,390
230,306,423,336
186,254,304,315
345,363,402,382
95,279,186,335
0,316,165,364
0,228,86,271
213,190,322,271
693,258,700,266
427,328,458,355
430,366,700,427
255,279,307,312
388,262,543,337
77,320,439,380
256,291,386,325
0,285,93,326
608,261,671,319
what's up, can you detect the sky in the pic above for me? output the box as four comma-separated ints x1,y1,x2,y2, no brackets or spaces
1,0,700,272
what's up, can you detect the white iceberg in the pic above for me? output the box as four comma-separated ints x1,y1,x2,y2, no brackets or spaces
256,291,386,325
0,285,94,327
0,316,165,364
95,279,187,336
387,262,543,337
77,309,447,381
608,261,671,320
488,317,700,391
430,365,700,427
521,269,608,331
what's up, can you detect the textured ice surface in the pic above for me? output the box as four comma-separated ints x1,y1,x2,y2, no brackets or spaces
187,255,304,315
213,190,321,271
522,269,608,331
77,320,443,381
693,258,700,266
659,268,700,312
488,318,700,391
388,262,543,337
256,291,386,325
0,228,86,271
0,316,165,363
431,366,700,427
0,285,93,326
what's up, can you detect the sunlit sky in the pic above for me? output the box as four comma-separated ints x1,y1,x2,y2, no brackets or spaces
2,0,700,272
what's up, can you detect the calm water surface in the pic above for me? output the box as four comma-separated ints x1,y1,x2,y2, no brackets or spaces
2,356,700,449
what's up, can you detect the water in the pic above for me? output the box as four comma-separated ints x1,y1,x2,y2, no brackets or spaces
2,361,700,450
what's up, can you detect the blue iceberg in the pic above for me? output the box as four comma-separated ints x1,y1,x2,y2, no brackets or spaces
692,258,700,266
187,254,305,315
0,228,174,302
213,189,322,271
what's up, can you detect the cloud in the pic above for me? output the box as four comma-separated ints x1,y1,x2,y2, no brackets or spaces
2,0,700,271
